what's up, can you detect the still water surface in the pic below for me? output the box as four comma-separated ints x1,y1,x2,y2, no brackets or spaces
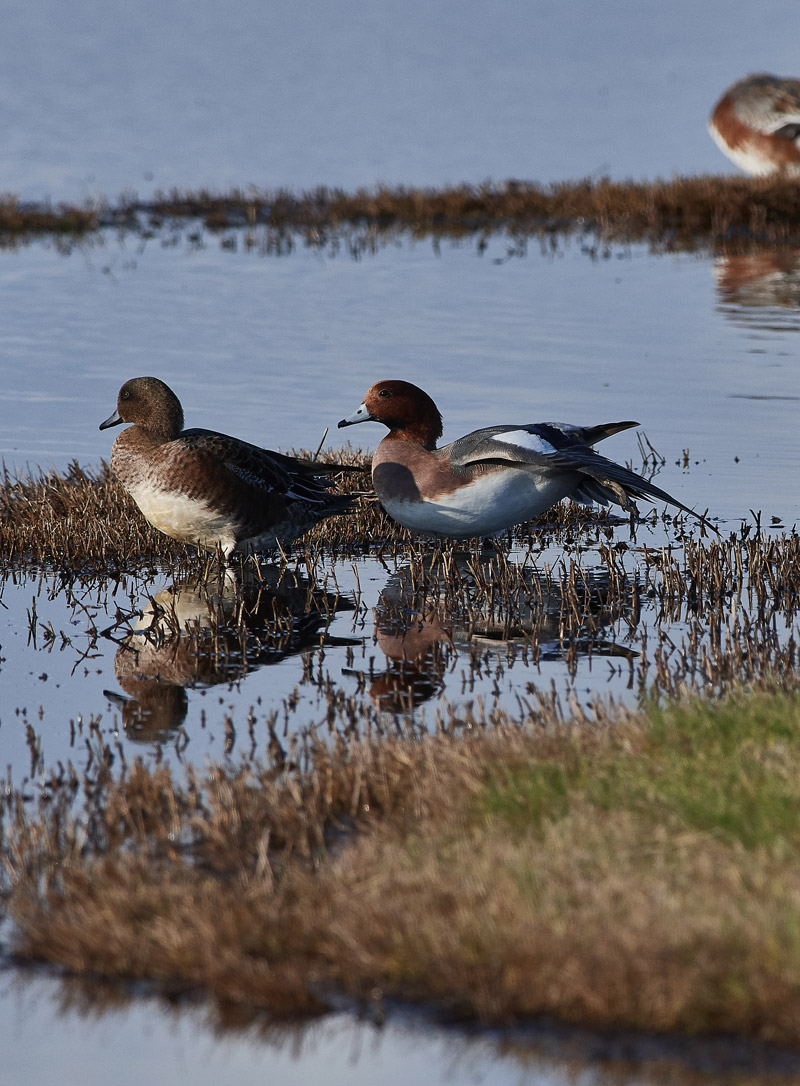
2,229,800,1084
4,0,800,199
18,971,782,1086
3,233,798,527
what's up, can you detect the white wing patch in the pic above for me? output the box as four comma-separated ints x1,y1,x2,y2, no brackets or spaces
490,429,557,456
765,113,800,135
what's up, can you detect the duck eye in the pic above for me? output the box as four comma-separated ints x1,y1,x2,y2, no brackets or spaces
378,388,391,398
121,390,131,400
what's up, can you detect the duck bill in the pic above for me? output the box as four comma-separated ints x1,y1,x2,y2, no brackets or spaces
99,408,124,431
337,402,373,428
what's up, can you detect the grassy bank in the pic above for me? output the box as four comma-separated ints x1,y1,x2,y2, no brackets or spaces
4,685,800,1043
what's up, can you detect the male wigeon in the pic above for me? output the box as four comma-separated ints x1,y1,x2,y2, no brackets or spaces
100,376,353,557
338,380,712,538
709,74,800,176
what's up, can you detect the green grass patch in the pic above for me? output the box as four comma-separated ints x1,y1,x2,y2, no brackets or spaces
479,692,800,849
481,759,579,832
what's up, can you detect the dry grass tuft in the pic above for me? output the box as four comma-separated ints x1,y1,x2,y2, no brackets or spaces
0,195,97,244
5,687,800,1044
0,452,374,572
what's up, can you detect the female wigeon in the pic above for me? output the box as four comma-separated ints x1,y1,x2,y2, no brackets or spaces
709,74,800,176
100,376,353,557
338,380,712,538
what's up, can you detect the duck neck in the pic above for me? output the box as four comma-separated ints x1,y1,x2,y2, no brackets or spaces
146,399,184,442
385,407,442,451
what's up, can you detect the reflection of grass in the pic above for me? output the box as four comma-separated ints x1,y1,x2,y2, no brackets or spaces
6,687,800,1044
5,175,800,250
0,196,95,240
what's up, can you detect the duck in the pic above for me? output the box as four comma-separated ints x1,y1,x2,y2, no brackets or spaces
337,380,713,538
100,376,354,557
709,74,800,176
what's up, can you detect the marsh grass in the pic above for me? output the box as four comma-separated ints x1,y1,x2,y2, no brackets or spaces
0,453,628,572
2,453,798,703
4,458,800,1046
5,175,800,252
0,196,95,241
0,452,371,572
1,459,796,707
0,460,183,571
5,687,800,1043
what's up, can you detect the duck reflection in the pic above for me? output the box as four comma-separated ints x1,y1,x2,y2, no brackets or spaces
713,249,800,312
369,600,454,712
364,553,639,712
105,566,353,742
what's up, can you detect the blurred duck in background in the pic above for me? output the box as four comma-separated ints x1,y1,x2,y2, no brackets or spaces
709,74,800,176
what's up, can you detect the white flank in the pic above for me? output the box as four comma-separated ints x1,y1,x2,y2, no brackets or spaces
127,481,238,553
380,468,573,538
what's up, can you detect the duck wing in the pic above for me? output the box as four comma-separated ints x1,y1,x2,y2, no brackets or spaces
545,420,639,446
443,421,635,468
545,440,713,526
441,423,714,530
179,429,339,505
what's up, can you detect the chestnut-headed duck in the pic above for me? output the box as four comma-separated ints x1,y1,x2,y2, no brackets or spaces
100,376,353,557
338,380,712,538
709,74,800,176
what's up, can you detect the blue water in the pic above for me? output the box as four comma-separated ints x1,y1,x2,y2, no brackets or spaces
3,0,800,200
1,237,798,527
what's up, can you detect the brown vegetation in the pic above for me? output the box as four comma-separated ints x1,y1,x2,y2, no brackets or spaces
5,686,800,1045
0,453,630,572
0,196,96,240
5,175,800,251
1,459,795,709
0,460,179,571
0,452,371,572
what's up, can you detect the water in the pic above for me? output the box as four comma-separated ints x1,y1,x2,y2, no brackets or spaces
4,972,799,1084
0,975,569,1086
4,0,800,1081
3,0,800,200
2,235,799,528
